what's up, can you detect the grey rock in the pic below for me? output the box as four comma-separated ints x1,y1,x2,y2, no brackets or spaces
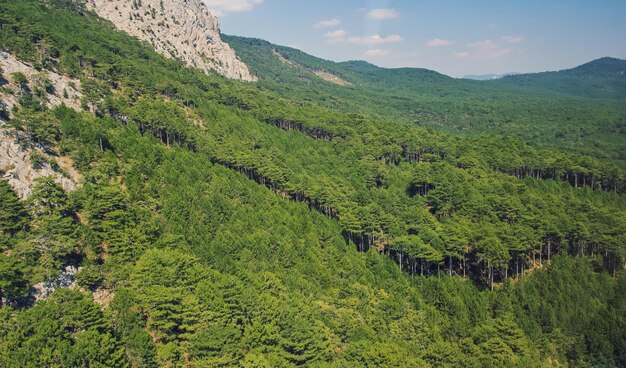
29,265,81,302
86,0,256,81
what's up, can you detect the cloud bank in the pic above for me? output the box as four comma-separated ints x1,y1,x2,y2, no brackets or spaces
501,35,525,43
314,18,341,28
364,49,390,57
367,8,400,20
348,34,403,44
427,38,454,47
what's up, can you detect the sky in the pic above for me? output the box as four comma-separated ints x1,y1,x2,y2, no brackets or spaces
203,0,626,77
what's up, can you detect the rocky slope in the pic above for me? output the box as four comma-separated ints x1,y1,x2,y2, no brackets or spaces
86,0,256,81
0,51,82,112
0,51,81,198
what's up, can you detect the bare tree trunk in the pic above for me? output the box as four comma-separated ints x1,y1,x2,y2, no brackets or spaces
548,240,551,262
463,257,466,278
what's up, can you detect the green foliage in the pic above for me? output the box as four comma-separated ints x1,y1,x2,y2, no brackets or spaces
0,179,29,240
29,149,48,169
498,57,626,99
20,176,81,282
0,255,28,307
0,1,623,367
510,256,626,366
75,264,104,290
109,289,159,367
0,289,128,367
224,35,626,168
10,72,27,86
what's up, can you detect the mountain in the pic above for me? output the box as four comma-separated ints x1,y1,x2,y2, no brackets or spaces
0,1,625,367
86,0,255,81
224,35,455,91
568,57,626,75
497,57,626,99
225,35,626,167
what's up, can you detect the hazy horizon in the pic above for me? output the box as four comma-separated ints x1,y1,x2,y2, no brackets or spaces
207,0,626,77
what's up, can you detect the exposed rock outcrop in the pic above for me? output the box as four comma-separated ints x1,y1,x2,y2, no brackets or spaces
0,50,83,112
0,129,80,198
29,265,81,303
93,288,115,307
0,51,82,198
313,70,352,86
86,0,256,81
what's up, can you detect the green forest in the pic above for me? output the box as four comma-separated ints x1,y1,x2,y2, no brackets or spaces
0,1,625,367
223,36,626,167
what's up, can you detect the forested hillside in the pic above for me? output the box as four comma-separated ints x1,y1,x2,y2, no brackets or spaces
497,57,626,99
224,36,626,167
0,1,625,367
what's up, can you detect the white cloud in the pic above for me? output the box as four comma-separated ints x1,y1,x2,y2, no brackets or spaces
367,8,400,20
501,35,525,43
348,34,403,44
203,0,264,16
427,38,454,47
453,51,470,59
325,29,348,43
314,18,341,28
463,40,511,59
468,40,498,50
326,29,348,39
364,49,390,57
324,30,403,45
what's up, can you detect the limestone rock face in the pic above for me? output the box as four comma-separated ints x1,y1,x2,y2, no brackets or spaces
29,266,80,303
86,0,256,81
0,51,82,198
0,129,80,199
0,50,83,113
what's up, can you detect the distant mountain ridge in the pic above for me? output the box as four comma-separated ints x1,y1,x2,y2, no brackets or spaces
224,35,626,166
0,2,625,366
497,57,626,99
224,34,625,99
462,58,626,81
565,57,626,75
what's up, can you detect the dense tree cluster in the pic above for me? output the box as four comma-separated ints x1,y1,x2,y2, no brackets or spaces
0,1,624,367
224,35,626,169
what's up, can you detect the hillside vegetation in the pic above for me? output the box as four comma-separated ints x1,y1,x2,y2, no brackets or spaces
497,57,626,99
224,36,626,166
0,1,625,367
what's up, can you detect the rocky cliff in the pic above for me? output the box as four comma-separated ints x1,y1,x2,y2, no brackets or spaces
86,0,256,81
0,51,82,198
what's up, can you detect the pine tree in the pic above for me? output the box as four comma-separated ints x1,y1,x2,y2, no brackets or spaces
0,180,29,243
0,255,27,307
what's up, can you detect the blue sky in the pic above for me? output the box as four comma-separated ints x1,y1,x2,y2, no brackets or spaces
204,0,626,77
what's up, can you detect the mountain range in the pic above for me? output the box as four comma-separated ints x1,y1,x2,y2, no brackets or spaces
0,1,625,367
